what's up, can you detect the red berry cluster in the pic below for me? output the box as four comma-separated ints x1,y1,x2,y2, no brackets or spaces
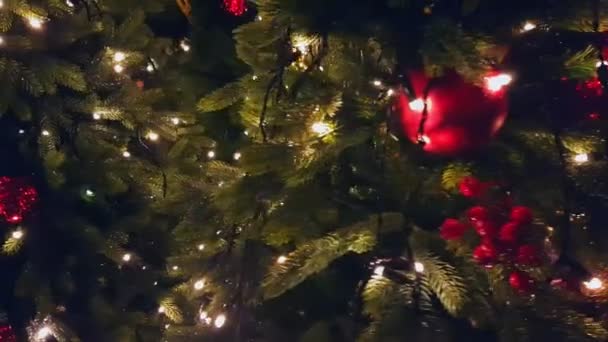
0,177,38,224
440,176,544,293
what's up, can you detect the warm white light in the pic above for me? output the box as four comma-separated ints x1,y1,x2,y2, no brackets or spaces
36,326,52,340
584,277,603,291
199,311,209,321
485,73,513,92
146,63,154,72
113,52,126,62
414,261,425,273
372,80,383,87
573,153,589,164
93,112,101,120
171,117,180,125
113,64,124,74
85,189,94,197
18,129,25,134
180,40,191,52
277,255,288,264
311,121,332,136
122,151,131,158
257,15,263,21
28,17,44,30
194,279,205,290
0,1,3,8
0,36,4,45
373,266,385,277
252,75,258,81
521,21,536,32
197,244,205,251
409,98,425,112
214,314,227,328
596,60,608,68
65,0,74,7
386,88,395,97
172,265,179,271
12,230,24,240
158,305,166,314
207,150,216,159
122,253,132,262
233,152,242,161
42,130,50,136
146,131,159,141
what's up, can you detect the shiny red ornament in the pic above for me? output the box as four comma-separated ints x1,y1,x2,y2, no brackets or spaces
0,177,38,224
467,205,490,222
223,0,247,16
510,206,533,225
516,244,541,266
439,218,469,240
396,70,509,155
0,325,16,342
498,221,521,244
473,220,498,238
509,271,534,293
459,176,491,198
473,242,498,266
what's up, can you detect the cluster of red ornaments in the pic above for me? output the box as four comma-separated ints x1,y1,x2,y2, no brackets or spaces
440,176,544,293
0,177,38,225
223,0,247,16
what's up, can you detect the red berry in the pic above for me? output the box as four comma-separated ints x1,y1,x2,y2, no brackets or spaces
510,206,533,225
458,177,488,198
516,244,541,266
439,218,469,240
499,222,521,243
473,220,498,238
473,242,498,266
509,271,534,293
467,206,490,221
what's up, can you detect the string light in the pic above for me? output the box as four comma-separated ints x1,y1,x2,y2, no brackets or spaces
214,314,227,328
386,88,395,97
146,131,159,141
596,60,608,68
122,253,132,262
18,129,25,134
41,130,50,136
0,1,3,8
257,15,263,21
311,121,332,136
113,51,126,62
521,21,536,32
158,305,166,314
252,75,258,81
207,150,216,159
277,255,288,264
414,261,425,273
199,311,209,321
27,17,44,30
122,151,131,158
92,112,101,120
484,73,513,93
172,265,179,271
583,277,603,291
146,63,154,72
113,64,124,74
180,39,191,52
573,153,589,164
193,279,205,290
409,98,425,112
373,266,385,277
233,152,242,161
35,326,52,340
65,0,74,7
171,117,180,125
372,80,383,87
0,36,4,45
85,189,95,197
197,243,205,251
11,229,24,240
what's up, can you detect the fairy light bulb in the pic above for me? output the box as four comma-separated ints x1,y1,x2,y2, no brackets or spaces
372,80,382,87
207,150,216,159
180,39,191,52
596,60,608,68
113,51,126,62
409,98,425,112
65,0,74,7
214,314,227,328
28,17,44,30
414,261,425,273
146,131,159,141
158,305,166,314
373,266,385,277
85,189,94,197
12,229,24,240
172,265,179,271
41,130,50,136
311,121,331,136
583,277,603,291
197,243,205,251
171,117,180,125
277,255,288,264
193,279,205,290
122,253,132,262
36,326,52,340
485,73,513,93
252,75,258,81
573,153,589,164
0,1,3,8
521,21,536,32
113,64,124,74
0,36,4,45
92,112,101,120
122,151,131,158
233,152,242,161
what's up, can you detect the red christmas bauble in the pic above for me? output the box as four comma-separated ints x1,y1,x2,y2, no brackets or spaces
439,218,468,240
467,205,491,222
516,244,541,266
473,242,498,267
458,176,490,198
223,0,247,16
396,70,509,155
0,177,38,224
509,206,533,225
509,271,534,293
0,325,16,342
498,221,521,244
473,220,498,238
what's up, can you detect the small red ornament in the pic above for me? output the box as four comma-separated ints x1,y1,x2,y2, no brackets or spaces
472,220,498,238
467,205,491,222
473,242,498,267
0,325,16,342
459,177,490,198
223,0,247,16
0,177,38,224
439,218,468,240
498,221,521,244
510,206,533,225
509,271,534,293
516,244,541,266
396,70,509,155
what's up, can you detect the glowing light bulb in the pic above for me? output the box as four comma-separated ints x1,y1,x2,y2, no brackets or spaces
277,255,288,264
42,130,50,136
85,189,94,197
311,121,331,136
485,73,513,93
257,15,263,21
171,117,180,125
122,151,131,158
28,17,43,30
233,152,242,161
199,311,209,320
414,261,425,273
18,129,25,134
180,39,191,52
158,305,166,314
386,88,395,97
0,36,4,45
409,98,425,112
197,244,205,251
207,150,216,159
596,60,608,68
65,0,74,7
122,253,132,262
373,266,385,277
214,314,227,328
113,51,126,62
573,153,589,164
36,326,52,340
0,1,3,8
521,21,536,32
252,75,258,81
146,63,154,72
194,279,205,290
584,277,603,291
113,64,124,74
12,229,24,239
93,112,101,120
172,265,179,271
146,131,159,141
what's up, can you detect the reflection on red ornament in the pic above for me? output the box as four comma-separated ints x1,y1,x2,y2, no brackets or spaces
223,0,247,16
589,112,600,120
0,177,38,224
0,325,16,342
